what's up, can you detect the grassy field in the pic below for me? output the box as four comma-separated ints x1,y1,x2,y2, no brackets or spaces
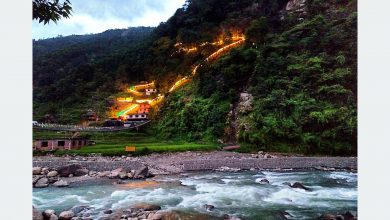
33,130,219,156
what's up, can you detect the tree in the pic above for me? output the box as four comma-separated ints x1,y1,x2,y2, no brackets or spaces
245,17,269,44
33,0,72,24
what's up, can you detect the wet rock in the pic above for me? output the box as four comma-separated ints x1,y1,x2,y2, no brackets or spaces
59,210,74,220
35,177,49,188
103,210,112,214
132,203,161,211
70,205,89,215
127,172,134,179
53,179,69,187
147,213,162,220
33,206,44,220
279,211,292,219
343,211,357,220
256,178,270,184
74,168,89,176
336,215,345,220
33,167,42,175
290,182,309,190
70,217,81,220
43,209,56,219
47,171,58,177
57,164,83,177
33,176,41,185
203,204,215,211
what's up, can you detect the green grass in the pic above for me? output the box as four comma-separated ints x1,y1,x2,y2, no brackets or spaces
33,130,219,156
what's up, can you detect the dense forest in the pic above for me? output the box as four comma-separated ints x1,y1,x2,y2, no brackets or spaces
33,0,357,155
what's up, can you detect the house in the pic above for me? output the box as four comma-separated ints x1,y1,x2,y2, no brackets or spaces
126,114,148,121
145,88,157,96
33,137,90,151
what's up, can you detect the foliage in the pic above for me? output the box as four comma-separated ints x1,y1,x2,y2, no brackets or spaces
33,0,72,24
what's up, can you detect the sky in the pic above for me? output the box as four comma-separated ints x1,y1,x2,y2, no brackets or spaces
32,0,186,40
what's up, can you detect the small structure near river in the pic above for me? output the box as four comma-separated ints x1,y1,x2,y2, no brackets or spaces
33,137,91,151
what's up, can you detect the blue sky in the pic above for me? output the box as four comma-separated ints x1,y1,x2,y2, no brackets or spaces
32,0,185,39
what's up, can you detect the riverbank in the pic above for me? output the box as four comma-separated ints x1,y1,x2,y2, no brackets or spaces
33,151,357,179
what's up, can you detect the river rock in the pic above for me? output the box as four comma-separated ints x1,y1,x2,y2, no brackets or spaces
57,164,83,177
49,214,59,220
132,203,161,211
203,204,215,211
256,178,270,184
33,206,44,220
70,205,89,215
97,171,110,177
53,179,69,187
74,168,89,176
134,166,148,179
33,167,42,175
59,210,74,220
127,172,134,179
47,171,58,177
33,176,41,185
108,168,123,178
43,209,56,218
290,182,309,190
118,171,128,179
35,177,49,188
222,214,242,220
148,213,162,220
103,209,113,214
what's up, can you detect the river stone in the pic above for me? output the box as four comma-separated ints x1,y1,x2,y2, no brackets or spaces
291,182,309,190
203,204,215,211
134,166,148,179
103,209,113,214
74,168,89,176
98,171,110,177
118,171,128,179
132,203,161,211
127,172,134,179
70,205,89,215
108,168,123,178
148,213,163,220
43,209,56,218
58,211,74,220
53,179,69,187
47,171,58,177
57,164,83,177
33,206,44,220
35,177,49,188
49,214,59,220
33,167,42,175
256,178,270,184
33,176,41,185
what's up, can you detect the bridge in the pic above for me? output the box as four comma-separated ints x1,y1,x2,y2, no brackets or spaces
33,120,150,132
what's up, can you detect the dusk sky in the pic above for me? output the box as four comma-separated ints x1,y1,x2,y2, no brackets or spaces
32,0,185,39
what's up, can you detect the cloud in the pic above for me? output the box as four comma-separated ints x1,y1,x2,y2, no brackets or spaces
32,0,185,39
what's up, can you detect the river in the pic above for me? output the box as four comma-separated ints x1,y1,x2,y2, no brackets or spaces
33,170,357,219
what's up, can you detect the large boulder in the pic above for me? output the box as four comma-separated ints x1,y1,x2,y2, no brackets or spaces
134,166,149,179
57,164,83,177
58,210,74,220
43,209,56,219
33,167,42,175
53,180,69,187
49,214,59,220
33,206,44,220
203,204,215,211
319,214,337,220
255,178,270,184
74,168,89,176
70,205,89,215
47,171,58,178
35,177,49,188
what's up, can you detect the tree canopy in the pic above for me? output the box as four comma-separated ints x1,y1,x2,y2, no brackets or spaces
33,0,72,24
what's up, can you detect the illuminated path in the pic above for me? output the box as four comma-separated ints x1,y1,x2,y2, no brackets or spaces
36,37,246,132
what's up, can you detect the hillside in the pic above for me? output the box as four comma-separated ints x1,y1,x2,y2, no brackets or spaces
33,0,357,155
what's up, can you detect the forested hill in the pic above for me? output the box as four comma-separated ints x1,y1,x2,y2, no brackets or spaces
33,0,357,156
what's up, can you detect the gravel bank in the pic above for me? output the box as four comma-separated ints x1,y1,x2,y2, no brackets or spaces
33,151,357,175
